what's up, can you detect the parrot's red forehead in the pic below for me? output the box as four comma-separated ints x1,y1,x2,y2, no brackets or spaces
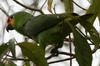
7,16,11,23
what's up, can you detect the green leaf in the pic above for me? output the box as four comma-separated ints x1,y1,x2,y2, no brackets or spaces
8,39,16,58
87,0,100,23
63,0,73,12
17,42,48,66
67,22,92,66
23,61,30,66
47,0,53,13
0,44,9,59
6,60,17,66
78,18,100,48
0,62,5,66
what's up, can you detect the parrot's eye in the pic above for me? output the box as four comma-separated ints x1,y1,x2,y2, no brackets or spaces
10,16,14,19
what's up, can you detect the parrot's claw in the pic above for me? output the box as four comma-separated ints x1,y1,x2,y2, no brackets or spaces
50,48,59,56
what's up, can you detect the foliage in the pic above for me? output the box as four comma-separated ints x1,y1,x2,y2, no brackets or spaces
0,0,100,66
17,42,48,66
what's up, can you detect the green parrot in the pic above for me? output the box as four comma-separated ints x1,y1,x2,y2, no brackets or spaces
6,11,92,55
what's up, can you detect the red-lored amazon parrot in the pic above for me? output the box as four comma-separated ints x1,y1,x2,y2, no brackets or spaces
6,11,92,55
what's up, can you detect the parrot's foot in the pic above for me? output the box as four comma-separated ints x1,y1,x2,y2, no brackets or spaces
50,48,59,56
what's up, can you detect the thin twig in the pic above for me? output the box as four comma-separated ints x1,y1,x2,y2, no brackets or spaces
2,51,10,62
46,51,75,60
13,0,44,14
69,35,72,66
72,0,87,11
46,54,54,59
58,51,75,56
40,0,48,9
8,58,29,61
7,56,75,64
48,56,75,64
53,4,57,14
0,3,9,16
6,54,12,57
33,0,47,15
0,8,9,16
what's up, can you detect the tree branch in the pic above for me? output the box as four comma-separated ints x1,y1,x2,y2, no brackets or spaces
7,56,75,64
48,56,75,64
0,6,9,16
40,0,47,9
46,51,75,60
72,1,87,11
69,35,72,66
13,0,44,14
59,51,75,56
8,58,29,61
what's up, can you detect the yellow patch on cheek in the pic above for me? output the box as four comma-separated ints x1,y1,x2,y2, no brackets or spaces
10,19,15,24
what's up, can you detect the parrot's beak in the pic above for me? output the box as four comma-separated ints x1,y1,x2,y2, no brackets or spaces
6,23,14,32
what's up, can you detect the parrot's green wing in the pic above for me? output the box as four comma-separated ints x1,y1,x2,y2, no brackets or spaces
25,13,78,37
24,13,92,49
24,13,79,49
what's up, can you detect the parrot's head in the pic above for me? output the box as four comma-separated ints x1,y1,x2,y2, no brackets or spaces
6,16,15,32
6,12,33,32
